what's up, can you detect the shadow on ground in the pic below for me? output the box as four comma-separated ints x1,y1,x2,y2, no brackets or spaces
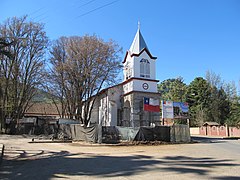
0,149,239,179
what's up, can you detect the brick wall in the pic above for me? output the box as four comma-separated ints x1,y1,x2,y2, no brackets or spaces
199,126,207,135
199,125,240,137
229,127,240,137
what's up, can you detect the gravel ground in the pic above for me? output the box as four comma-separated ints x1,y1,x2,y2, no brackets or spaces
0,134,240,180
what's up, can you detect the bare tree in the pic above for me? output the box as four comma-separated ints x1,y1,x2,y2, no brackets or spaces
205,70,230,124
0,37,15,58
206,70,224,89
49,35,122,125
0,16,48,131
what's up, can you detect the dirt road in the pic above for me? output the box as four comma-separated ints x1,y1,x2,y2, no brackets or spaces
0,135,240,179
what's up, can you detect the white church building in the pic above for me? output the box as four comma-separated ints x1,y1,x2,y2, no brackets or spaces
90,26,161,127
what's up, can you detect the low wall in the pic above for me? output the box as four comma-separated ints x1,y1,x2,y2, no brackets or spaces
229,127,240,137
190,127,200,135
199,125,240,137
219,126,227,136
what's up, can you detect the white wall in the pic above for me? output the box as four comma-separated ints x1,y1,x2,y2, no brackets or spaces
123,81,133,94
99,95,109,126
97,85,123,126
190,127,200,135
133,79,158,93
107,86,123,126
123,50,157,81
123,79,158,94
123,53,134,80
109,101,117,126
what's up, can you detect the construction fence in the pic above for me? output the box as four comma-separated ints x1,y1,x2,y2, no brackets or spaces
11,122,191,143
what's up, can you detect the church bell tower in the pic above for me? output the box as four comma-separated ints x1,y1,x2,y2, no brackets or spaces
121,23,160,127
122,23,159,94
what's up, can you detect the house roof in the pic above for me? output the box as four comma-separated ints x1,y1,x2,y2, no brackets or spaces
24,102,61,116
203,122,220,126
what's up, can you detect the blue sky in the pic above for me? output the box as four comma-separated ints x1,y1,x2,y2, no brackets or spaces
1,0,240,85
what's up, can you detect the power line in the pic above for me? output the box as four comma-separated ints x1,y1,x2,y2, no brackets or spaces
76,0,119,19
77,0,98,9
29,7,45,16
32,12,48,21
29,6,49,23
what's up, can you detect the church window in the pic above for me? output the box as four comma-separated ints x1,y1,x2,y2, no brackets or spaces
126,68,132,79
140,58,150,78
125,62,132,80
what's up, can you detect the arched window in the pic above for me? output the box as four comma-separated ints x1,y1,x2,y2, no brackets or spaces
140,58,150,78
124,62,132,80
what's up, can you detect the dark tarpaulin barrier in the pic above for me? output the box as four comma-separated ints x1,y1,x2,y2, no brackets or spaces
14,123,64,136
102,126,120,142
102,126,171,142
71,124,102,143
170,125,191,142
115,126,140,141
71,125,190,143
102,126,139,142
134,126,171,142
58,124,72,139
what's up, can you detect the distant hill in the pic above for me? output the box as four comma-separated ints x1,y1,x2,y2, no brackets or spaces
31,89,58,103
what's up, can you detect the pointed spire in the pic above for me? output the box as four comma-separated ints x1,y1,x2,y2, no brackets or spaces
129,22,148,54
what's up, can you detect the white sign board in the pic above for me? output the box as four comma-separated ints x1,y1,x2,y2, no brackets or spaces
162,100,174,119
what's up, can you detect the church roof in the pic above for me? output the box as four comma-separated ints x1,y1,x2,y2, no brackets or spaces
129,27,148,54
122,24,157,63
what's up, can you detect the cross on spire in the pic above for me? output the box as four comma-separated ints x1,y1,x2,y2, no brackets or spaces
129,21,148,54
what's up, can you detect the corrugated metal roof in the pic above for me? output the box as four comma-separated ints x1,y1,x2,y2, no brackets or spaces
203,122,220,126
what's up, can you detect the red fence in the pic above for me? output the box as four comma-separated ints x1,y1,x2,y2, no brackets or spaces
199,126,240,137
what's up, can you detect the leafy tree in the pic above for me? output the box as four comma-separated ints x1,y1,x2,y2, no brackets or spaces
207,87,230,124
48,35,122,125
224,81,240,126
187,73,233,126
205,71,230,124
206,70,223,89
158,77,187,102
227,99,240,126
186,77,211,126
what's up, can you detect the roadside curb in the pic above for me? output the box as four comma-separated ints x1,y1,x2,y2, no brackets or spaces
0,143,4,165
222,137,240,140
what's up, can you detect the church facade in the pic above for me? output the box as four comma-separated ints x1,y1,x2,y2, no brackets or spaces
90,26,161,127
